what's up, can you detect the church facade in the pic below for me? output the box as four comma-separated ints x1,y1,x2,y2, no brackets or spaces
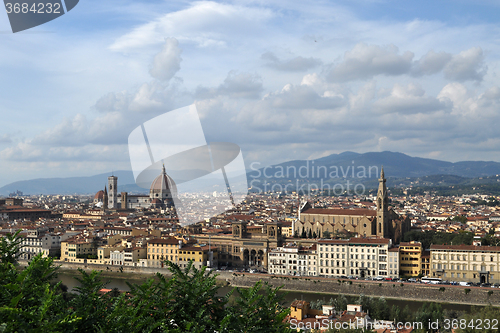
294,168,410,244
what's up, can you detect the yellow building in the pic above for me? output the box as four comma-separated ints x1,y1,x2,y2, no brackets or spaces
178,245,218,270
147,238,180,268
399,241,423,277
430,244,500,284
281,221,293,238
290,300,311,321
97,245,125,263
61,239,97,262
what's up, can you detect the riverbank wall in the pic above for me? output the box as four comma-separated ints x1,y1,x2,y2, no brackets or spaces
227,273,500,307
20,261,500,306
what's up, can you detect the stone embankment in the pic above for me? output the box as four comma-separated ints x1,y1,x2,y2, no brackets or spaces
227,273,500,307
19,261,500,306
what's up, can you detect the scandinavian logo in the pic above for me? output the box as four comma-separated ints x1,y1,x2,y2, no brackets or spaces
4,0,79,33
128,104,248,226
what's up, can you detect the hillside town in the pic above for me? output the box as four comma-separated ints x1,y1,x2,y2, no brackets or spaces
2,168,500,289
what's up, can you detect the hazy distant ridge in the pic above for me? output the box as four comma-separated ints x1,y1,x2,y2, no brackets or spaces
2,151,500,195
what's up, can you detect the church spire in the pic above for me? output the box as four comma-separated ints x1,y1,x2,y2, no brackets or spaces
376,165,388,238
103,186,108,211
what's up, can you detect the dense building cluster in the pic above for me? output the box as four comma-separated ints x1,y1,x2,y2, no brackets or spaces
2,168,500,285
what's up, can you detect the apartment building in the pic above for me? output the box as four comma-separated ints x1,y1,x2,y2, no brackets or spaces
110,247,147,266
317,239,349,278
268,243,317,276
61,239,97,262
177,245,218,270
147,238,180,268
430,244,500,284
388,247,399,277
317,238,393,278
399,241,423,277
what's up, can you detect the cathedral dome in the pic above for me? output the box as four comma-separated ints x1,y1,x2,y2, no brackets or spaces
94,190,104,201
150,165,177,199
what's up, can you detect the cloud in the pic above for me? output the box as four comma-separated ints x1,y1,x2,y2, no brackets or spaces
195,71,263,99
374,83,445,114
326,44,487,83
109,1,274,51
443,47,487,82
261,52,322,72
326,43,414,82
0,135,12,144
411,50,452,76
149,38,182,81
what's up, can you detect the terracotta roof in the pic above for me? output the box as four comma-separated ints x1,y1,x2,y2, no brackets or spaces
431,244,500,252
302,208,376,216
349,237,390,245
148,238,179,245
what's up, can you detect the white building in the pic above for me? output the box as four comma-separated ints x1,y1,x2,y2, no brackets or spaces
318,238,392,278
268,243,317,276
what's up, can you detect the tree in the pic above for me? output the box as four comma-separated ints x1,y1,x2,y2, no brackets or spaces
333,295,348,313
308,229,313,239
323,230,331,239
0,233,293,333
456,306,500,333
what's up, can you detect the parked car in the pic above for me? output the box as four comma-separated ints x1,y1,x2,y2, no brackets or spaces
408,278,417,283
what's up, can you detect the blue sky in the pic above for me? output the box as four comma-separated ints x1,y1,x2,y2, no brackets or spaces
1,0,500,188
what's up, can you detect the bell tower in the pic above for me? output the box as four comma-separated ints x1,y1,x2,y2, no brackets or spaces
108,175,117,209
376,167,389,238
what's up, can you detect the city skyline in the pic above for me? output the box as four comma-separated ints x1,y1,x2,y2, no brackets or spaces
1,0,500,189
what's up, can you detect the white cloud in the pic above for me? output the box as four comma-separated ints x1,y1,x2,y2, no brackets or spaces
261,52,322,72
412,50,452,76
149,38,182,81
443,47,487,82
109,1,274,51
195,71,263,99
0,134,12,144
326,43,414,82
374,83,445,114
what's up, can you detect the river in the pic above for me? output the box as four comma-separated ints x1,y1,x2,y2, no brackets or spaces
56,271,480,314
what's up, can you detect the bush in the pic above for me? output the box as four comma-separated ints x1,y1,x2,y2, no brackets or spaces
488,290,493,296
439,287,445,292
464,288,471,294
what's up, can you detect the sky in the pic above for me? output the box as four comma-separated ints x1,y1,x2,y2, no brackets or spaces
1,0,500,188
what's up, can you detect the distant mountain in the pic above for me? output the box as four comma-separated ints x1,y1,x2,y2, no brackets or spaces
249,151,500,179
0,170,141,196
3,151,500,195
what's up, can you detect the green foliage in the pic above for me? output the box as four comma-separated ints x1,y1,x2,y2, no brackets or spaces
403,230,473,249
0,230,23,267
0,233,291,333
464,288,471,294
0,252,78,332
452,215,468,223
456,306,500,333
220,280,292,333
332,294,348,312
323,230,331,239
414,302,444,333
